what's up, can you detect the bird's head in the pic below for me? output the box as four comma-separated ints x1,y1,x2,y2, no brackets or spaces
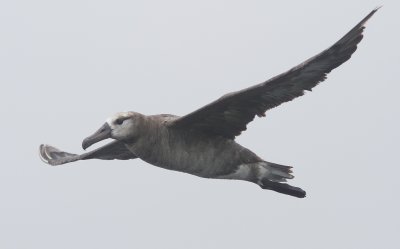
82,111,143,150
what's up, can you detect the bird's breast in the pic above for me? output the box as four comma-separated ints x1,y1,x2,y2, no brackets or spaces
128,129,261,178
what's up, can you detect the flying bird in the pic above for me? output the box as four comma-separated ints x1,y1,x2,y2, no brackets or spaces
39,8,379,198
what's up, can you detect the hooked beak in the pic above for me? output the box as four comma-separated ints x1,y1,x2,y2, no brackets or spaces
82,123,112,150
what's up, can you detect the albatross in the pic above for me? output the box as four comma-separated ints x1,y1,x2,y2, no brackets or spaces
39,8,379,198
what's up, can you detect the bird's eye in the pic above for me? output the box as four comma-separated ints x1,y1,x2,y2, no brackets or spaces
115,118,124,125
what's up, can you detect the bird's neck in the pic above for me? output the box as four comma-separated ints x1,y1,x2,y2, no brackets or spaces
124,115,166,157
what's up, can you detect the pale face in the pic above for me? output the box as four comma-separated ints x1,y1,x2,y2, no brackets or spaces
106,112,140,141
82,111,142,150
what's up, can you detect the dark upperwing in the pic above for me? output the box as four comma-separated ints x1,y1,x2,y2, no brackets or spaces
169,8,379,139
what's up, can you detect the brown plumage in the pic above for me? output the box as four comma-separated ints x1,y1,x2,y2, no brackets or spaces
39,8,379,198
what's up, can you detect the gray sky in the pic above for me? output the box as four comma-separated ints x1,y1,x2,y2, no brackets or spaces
1,0,399,248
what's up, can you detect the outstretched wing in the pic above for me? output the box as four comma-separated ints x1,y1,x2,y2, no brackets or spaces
39,141,137,166
169,8,379,139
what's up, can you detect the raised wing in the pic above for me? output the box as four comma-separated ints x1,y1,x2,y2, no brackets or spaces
39,140,137,166
170,8,379,139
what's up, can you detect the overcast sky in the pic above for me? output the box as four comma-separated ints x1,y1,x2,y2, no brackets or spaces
1,0,399,248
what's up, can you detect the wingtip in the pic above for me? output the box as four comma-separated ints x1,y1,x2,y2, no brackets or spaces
39,144,50,164
361,6,381,26
39,144,62,166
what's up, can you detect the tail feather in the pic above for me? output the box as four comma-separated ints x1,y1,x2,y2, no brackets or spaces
261,161,294,182
257,161,306,198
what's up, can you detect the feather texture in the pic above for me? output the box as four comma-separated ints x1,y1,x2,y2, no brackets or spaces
170,8,379,139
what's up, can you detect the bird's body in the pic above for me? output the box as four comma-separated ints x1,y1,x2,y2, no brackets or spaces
39,8,380,198
109,113,294,188
128,114,261,178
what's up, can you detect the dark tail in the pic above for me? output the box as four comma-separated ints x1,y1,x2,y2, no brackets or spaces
260,179,306,198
